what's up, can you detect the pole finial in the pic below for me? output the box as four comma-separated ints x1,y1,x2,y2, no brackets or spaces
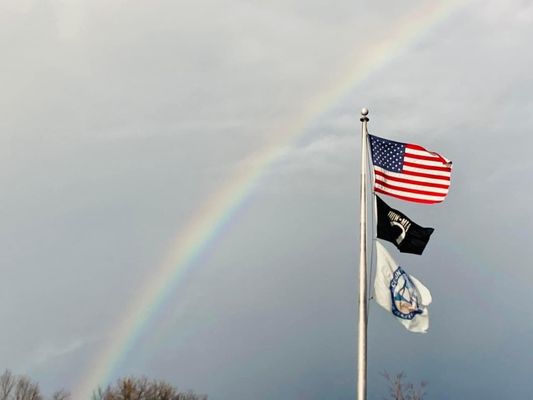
360,108,369,122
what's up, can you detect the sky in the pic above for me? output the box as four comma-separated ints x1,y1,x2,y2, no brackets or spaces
1,0,533,399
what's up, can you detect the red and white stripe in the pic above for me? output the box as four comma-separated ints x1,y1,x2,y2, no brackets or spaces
373,144,452,204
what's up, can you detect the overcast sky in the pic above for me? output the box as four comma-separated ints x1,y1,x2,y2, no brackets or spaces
2,1,533,399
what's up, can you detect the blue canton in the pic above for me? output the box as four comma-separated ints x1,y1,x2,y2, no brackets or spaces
368,135,406,173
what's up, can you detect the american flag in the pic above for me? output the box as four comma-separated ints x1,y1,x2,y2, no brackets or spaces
368,134,452,204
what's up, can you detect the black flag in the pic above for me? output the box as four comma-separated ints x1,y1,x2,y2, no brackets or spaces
376,195,434,255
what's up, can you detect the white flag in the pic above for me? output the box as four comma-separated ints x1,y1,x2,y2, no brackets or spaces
374,241,432,333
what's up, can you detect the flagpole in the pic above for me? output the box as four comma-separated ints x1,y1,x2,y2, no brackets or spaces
357,107,369,400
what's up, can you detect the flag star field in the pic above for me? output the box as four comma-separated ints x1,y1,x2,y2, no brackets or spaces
368,135,405,172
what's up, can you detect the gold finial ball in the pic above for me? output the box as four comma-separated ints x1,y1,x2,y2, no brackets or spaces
361,108,369,116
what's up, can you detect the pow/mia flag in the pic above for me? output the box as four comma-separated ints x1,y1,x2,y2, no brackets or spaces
374,241,432,333
376,195,434,255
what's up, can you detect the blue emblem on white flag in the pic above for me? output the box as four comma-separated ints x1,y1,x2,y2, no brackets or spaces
390,267,423,320
374,241,432,333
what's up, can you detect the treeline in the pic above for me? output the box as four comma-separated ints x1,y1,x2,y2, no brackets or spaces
0,370,207,400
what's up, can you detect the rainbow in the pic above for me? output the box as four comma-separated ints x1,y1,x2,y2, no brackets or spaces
73,1,469,397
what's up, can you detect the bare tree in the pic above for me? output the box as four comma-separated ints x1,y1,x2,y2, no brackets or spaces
0,370,205,400
50,390,70,400
382,371,427,400
14,376,41,400
0,371,41,400
0,370,16,400
91,376,207,400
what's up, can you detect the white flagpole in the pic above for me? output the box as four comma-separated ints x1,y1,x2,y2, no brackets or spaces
357,107,369,400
